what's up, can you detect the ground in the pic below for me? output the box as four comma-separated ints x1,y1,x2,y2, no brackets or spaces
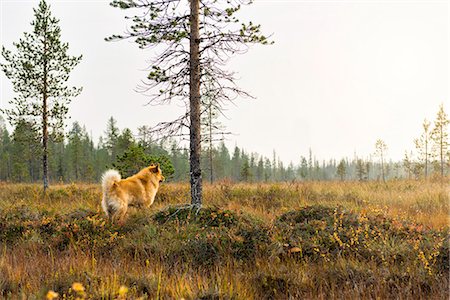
0,180,448,299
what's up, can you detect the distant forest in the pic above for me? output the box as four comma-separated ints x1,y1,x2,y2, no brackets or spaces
0,113,447,184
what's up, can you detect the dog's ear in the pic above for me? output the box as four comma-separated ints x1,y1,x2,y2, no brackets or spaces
150,164,159,173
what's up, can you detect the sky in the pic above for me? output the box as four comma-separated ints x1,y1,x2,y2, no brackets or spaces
0,0,448,164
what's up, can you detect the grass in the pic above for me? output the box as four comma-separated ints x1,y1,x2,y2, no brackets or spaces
0,179,448,299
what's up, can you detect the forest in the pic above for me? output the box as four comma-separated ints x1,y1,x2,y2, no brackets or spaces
0,104,448,185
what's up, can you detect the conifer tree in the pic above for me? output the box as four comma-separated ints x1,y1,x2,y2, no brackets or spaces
299,157,308,180
116,128,135,159
431,104,449,177
1,0,82,191
355,159,367,181
240,156,251,182
403,151,414,180
10,120,41,182
104,117,120,161
67,122,83,180
0,117,11,180
107,0,271,207
414,119,432,179
374,139,388,182
336,159,346,181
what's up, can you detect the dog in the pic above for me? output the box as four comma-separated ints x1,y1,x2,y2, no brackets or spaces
101,164,164,223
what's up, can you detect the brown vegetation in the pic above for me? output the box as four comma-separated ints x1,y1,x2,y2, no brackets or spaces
0,180,448,299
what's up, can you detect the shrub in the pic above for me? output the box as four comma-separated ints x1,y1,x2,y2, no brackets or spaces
274,205,449,277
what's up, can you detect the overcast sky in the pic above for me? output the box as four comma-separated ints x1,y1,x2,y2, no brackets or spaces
1,0,448,164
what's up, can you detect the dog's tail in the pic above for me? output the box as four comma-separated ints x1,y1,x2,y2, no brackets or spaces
101,169,121,193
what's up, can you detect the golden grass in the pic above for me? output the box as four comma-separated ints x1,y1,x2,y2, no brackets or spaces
0,179,448,299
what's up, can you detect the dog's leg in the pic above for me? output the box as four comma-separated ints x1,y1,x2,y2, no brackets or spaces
115,205,128,225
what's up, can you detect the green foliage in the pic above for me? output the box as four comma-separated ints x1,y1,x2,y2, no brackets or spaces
112,144,175,179
1,0,82,189
153,206,239,228
10,120,41,182
336,159,347,181
1,0,82,134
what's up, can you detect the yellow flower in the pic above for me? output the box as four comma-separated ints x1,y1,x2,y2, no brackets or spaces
118,285,128,296
46,290,59,300
72,282,85,293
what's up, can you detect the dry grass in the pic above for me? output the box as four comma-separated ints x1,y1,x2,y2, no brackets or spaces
0,179,448,299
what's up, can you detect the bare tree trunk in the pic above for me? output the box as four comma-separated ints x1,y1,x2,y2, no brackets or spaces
209,104,213,184
189,0,202,207
43,39,49,193
424,139,428,179
440,130,444,177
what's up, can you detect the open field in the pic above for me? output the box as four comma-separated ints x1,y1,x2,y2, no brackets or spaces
0,180,449,299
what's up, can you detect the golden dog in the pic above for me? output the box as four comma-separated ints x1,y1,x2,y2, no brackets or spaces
101,164,164,223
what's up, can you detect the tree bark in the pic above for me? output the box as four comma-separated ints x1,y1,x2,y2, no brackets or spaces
424,138,428,179
43,37,49,193
440,128,444,177
189,0,202,207
209,104,213,184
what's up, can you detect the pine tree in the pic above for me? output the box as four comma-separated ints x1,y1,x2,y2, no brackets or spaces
67,122,83,180
299,157,308,180
104,117,120,161
116,128,135,159
0,117,12,180
403,151,414,180
414,119,432,179
107,0,271,207
431,104,449,177
264,158,272,182
336,159,346,181
240,156,251,182
112,144,174,179
355,159,367,181
374,139,388,182
256,158,264,182
10,120,41,182
217,141,231,180
231,146,241,181
1,0,82,191
137,125,153,151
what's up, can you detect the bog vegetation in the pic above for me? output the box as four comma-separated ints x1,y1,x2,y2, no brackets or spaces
0,180,448,299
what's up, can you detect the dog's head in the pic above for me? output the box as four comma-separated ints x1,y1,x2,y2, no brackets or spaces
148,164,165,184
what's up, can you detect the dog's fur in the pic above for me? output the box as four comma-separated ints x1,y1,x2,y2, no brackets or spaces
101,165,164,223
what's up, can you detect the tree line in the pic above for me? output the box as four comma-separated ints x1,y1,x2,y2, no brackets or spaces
0,103,447,184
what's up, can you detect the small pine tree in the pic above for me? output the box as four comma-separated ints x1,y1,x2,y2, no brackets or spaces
336,159,346,181
414,119,432,179
403,151,414,180
374,139,388,182
431,104,449,177
240,157,252,182
355,159,367,181
104,117,120,160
